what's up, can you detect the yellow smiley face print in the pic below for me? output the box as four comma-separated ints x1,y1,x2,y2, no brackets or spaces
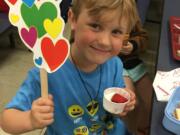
106,121,114,130
68,105,84,118
74,126,89,135
89,123,101,132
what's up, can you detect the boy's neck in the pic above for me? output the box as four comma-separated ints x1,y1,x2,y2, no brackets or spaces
69,46,98,73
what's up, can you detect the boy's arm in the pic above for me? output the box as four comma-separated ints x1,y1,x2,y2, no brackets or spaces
0,109,34,134
1,95,54,134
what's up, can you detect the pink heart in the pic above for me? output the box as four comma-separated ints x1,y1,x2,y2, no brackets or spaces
21,27,37,48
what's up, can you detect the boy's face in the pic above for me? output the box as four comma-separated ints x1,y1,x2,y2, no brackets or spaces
69,8,128,68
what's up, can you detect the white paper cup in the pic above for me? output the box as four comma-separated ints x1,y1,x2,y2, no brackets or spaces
103,87,130,114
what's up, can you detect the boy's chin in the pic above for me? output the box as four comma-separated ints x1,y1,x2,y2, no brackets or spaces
92,58,110,65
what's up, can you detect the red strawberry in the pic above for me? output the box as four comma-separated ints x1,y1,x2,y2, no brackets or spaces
111,93,128,103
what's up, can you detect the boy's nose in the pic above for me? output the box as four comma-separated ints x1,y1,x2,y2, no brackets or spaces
98,32,111,47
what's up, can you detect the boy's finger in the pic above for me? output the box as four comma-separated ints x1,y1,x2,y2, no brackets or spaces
128,90,136,98
40,113,54,120
48,94,53,100
123,105,135,112
126,100,136,107
118,111,127,117
40,119,54,126
129,106,135,111
38,105,54,113
36,98,54,107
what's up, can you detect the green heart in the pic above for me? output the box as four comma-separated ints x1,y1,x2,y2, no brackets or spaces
21,2,57,38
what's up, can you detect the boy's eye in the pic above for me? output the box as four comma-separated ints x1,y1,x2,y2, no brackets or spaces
89,23,101,31
112,29,123,35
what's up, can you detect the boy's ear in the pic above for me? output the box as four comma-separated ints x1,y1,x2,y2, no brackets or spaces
68,9,76,30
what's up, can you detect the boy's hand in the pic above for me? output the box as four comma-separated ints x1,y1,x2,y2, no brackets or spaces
30,94,54,129
120,42,133,55
118,89,136,117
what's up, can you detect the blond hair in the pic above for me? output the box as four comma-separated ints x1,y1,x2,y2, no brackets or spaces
71,0,139,33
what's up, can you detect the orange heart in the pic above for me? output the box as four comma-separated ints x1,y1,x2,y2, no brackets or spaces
41,37,69,72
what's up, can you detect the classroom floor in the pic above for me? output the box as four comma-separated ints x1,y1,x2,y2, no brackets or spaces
0,0,163,134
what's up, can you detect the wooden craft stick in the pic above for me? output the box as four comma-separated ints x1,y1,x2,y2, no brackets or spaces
40,68,48,98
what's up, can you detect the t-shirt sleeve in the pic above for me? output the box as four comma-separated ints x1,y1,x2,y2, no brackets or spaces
5,68,41,111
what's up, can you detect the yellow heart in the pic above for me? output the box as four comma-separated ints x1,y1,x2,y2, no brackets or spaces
10,14,19,24
44,18,64,39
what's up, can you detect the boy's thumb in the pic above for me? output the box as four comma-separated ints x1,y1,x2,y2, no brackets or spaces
48,94,53,100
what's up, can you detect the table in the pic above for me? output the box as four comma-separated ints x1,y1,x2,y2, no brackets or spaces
150,0,180,135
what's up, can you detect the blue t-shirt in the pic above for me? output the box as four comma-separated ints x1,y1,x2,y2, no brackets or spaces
6,57,128,135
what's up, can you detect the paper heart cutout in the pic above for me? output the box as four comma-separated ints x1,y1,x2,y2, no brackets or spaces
35,57,42,65
21,2,57,38
9,14,19,24
41,37,69,71
8,0,17,5
44,18,64,39
21,27,37,48
22,0,35,7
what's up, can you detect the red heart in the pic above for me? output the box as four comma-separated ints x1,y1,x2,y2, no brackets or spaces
8,0,17,5
41,37,69,72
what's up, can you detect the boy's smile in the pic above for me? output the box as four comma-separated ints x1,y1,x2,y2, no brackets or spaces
69,8,128,72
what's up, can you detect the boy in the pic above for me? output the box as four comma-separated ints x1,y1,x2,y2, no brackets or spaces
60,1,153,134
0,0,138,134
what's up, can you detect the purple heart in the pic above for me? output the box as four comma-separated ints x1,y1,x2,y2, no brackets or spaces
21,27,37,48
